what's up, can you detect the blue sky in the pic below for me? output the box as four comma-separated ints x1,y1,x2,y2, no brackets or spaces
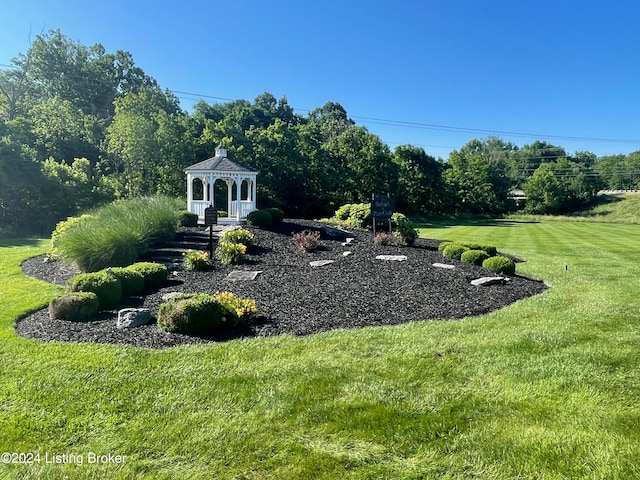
1,0,639,159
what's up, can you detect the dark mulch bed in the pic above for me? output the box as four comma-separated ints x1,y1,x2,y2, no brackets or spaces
17,219,547,349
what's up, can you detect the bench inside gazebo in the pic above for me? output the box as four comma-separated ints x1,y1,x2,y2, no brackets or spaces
184,146,259,225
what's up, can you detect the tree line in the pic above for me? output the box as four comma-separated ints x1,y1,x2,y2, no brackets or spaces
1,30,638,235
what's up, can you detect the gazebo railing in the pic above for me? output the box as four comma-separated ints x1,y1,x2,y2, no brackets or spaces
188,201,210,220
189,200,255,220
229,201,255,219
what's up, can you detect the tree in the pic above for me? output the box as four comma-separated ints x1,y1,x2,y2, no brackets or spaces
393,145,448,214
327,126,397,204
444,137,514,213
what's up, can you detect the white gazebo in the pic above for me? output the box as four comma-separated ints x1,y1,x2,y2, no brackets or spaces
184,145,259,225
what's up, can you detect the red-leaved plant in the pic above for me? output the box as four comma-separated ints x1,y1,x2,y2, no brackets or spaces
291,230,321,252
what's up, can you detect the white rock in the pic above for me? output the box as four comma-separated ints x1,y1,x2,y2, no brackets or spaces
310,260,335,267
471,277,506,287
432,263,455,269
343,251,352,256
117,308,151,329
375,255,408,261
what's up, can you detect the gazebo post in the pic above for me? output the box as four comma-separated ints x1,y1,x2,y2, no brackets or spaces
235,178,242,221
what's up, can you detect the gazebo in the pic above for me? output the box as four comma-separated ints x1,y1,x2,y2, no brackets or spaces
184,145,259,225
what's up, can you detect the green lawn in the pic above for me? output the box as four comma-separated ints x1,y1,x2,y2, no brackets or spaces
1,219,640,479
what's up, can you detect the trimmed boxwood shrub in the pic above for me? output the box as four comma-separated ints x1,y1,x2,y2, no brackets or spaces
178,210,199,227
461,249,490,266
127,262,168,288
479,245,498,256
264,207,284,223
482,256,516,275
247,209,273,227
49,292,99,321
108,267,145,295
157,293,230,336
442,243,469,260
66,271,122,309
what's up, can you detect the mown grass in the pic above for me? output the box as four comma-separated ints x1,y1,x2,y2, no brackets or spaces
506,192,640,224
2,217,640,478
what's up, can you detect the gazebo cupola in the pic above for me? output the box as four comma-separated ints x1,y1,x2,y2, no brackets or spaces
184,145,259,225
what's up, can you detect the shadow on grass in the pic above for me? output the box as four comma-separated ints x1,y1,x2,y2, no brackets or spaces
0,237,45,248
414,217,540,229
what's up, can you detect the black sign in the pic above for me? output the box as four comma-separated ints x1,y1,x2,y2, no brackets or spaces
204,206,218,226
371,196,395,221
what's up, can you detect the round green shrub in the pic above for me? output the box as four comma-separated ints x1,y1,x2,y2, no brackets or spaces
438,241,454,253
264,207,284,223
482,256,516,275
49,292,99,321
126,262,168,288
107,267,145,295
247,209,273,227
178,210,199,227
461,249,490,266
157,293,229,336
442,243,469,260
66,271,122,309
479,245,498,256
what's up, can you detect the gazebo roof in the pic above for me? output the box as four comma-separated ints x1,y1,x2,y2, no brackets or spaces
184,153,258,174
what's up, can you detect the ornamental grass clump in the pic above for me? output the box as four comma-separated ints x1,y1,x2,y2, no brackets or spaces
183,250,210,271
220,228,254,246
482,256,516,275
291,230,321,252
216,241,247,265
50,196,180,272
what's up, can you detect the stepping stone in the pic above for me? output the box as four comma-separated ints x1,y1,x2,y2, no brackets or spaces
433,263,455,269
310,260,335,267
341,237,356,246
471,276,507,286
225,270,263,281
376,255,407,261
343,251,352,256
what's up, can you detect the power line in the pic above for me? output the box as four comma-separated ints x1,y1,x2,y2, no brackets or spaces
170,88,640,146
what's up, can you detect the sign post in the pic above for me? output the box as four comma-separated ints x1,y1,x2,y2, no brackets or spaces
371,194,395,237
204,206,218,257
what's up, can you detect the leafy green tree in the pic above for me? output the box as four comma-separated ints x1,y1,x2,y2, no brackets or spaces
444,138,514,213
393,145,448,214
327,126,397,204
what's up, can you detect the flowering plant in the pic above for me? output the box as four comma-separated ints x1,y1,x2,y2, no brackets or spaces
373,232,401,246
183,249,209,271
215,241,247,265
214,291,258,322
220,228,254,246
291,230,321,252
